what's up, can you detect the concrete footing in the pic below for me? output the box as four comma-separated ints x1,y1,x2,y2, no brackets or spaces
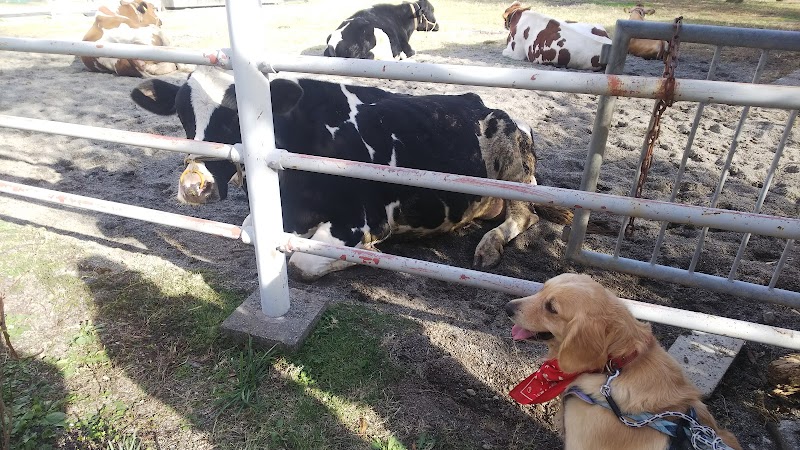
667,331,744,398
220,287,328,352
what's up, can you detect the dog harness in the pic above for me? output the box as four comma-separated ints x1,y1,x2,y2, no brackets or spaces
565,386,694,449
566,370,735,450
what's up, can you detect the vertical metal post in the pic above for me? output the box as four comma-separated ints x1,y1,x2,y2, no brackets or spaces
566,26,631,258
226,0,291,317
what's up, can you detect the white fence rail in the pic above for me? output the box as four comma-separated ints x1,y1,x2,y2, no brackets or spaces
1,1,799,348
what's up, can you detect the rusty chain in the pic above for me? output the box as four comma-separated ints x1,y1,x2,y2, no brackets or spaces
625,16,683,238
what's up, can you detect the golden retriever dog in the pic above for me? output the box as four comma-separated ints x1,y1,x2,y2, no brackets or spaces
505,273,741,450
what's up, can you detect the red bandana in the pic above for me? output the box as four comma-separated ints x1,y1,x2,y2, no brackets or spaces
509,358,581,404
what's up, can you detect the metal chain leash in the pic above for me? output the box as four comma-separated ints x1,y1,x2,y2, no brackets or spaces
625,16,683,238
601,370,735,450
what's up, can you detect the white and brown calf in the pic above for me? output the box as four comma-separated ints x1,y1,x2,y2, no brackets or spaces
81,0,186,77
502,2,611,71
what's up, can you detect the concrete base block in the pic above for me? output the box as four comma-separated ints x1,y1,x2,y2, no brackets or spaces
775,420,800,450
667,331,744,398
221,287,328,352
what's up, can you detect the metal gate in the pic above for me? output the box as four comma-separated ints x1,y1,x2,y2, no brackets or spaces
1,1,799,349
566,19,800,309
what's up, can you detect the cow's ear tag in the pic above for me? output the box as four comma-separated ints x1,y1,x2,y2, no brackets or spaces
270,79,304,115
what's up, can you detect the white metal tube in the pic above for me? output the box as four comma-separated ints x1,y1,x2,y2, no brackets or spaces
0,179,242,239
226,0,290,318
278,151,800,240
0,114,241,162
0,37,231,68
281,235,800,349
280,235,541,296
576,249,800,309
263,56,800,109
4,37,800,109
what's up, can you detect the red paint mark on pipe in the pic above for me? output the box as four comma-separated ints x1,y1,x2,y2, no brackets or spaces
340,255,347,260
608,75,626,96
530,74,537,80
96,44,104,48
206,53,218,65
460,274,470,280
574,205,583,209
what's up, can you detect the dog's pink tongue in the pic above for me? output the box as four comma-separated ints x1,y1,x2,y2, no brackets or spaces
511,325,535,341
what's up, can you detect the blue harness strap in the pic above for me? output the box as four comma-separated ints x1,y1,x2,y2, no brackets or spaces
565,386,692,447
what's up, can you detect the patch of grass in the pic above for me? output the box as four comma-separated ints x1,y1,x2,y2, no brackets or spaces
288,305,408,397
213,338,276,417
198,304,418,450
88,267,245,351
63,402,138,450
1,357,67,449
3,313,30,340
54,320,111,378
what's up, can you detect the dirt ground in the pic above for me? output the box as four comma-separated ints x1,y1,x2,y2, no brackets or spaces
1,2,800,449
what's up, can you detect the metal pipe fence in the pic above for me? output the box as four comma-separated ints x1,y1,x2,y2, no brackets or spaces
1,1,799,347
1,178,797,349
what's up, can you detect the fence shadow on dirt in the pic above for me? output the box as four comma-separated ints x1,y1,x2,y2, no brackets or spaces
71,255,562,448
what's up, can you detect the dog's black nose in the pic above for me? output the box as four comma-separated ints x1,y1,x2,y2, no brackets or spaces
505,302,518,317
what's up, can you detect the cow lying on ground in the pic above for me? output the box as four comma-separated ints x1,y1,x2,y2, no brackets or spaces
324,0,439,60
131,67,574,281
502,1,611,71
82,0,186,77
625,3,667,60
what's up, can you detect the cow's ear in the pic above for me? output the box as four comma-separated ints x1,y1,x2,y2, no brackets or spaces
131,79,179,115
646,8,655,15
270,78,304,115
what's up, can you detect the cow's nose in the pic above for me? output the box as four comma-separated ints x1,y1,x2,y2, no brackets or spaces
505,302,518,317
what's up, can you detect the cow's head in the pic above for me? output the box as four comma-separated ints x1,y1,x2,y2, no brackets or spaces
625,3,655,20
503,1,531,30
413,0,439,32
131,67,304,205
118,0,162,27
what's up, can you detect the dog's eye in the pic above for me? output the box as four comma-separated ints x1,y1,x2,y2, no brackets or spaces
545,300,557,314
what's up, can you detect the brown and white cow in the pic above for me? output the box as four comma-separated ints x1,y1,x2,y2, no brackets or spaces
625,3,667,60
81,0,185,77
502,2,611,71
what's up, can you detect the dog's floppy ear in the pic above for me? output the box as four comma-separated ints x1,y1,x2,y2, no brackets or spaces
558,314,608,374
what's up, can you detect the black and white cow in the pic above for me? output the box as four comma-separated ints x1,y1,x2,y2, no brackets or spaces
131,67,572,280
324,0,439,60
